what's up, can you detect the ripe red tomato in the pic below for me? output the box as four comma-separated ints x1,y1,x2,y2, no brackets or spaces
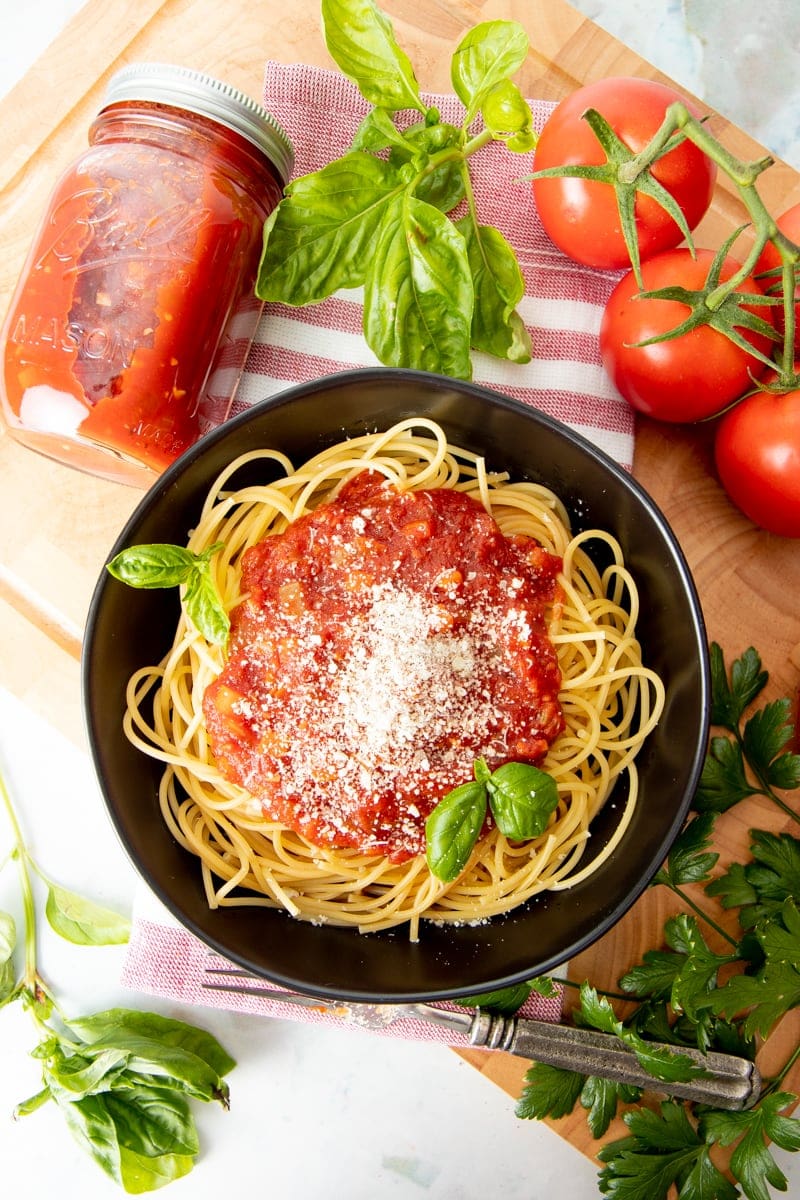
753,202,800,351
532,77,716,270
599,248,774,422
714,381,800,537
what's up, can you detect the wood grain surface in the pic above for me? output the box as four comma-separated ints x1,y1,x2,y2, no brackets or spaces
1,0,799,1165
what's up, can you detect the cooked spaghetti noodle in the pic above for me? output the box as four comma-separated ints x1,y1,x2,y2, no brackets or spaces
123,418,665,938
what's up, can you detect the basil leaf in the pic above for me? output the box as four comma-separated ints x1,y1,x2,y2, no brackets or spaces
0,910,17,1005
321,0,424,113
68,1009,236,1080
118,1146,195,1191
351,107,414,154
58,1093,126,1186
257,153,405,303
104,1086,199,1158
426,781,487,882
45,883,130,946
456,217,532,362
43,1046,128,1101
481,79,537,152
451,20,529,125
486,762,558,839
106,544,196,589
363,193,474,378
392,121,466,212
184,567,230,647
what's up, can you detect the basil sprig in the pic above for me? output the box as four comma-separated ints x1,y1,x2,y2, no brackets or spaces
106,542,229,646
426,757,558,882
256,0,536,379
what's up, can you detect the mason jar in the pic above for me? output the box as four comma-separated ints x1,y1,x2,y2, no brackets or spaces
0,62,293,485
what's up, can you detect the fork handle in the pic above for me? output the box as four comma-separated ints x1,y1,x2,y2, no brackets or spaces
468,1010,760,1111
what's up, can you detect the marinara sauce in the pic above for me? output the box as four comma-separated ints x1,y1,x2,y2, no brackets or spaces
204,472,565,862
0,64,292,485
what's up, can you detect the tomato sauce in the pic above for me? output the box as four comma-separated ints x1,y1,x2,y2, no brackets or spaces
204,472,565,861
0,67,291,484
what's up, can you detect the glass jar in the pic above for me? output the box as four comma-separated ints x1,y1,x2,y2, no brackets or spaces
0,63,293,485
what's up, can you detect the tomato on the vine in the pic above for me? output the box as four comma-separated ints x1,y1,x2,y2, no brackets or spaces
599,248,774,423
754,202,800,351
531,77,716,270
714,379,800,538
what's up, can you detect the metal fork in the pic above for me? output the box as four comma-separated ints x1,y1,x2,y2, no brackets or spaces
202,963,760,1110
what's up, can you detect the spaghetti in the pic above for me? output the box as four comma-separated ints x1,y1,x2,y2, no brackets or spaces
123,418,665,938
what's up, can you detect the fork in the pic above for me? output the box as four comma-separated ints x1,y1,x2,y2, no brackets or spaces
202,963,760,1110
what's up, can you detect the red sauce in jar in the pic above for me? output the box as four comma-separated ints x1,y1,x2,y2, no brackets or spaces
203,472,565,862
0,65,291,484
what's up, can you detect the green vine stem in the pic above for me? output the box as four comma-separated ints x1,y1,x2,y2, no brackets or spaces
620,100,800,386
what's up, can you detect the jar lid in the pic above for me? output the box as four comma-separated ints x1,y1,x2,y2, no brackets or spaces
101,62,294,184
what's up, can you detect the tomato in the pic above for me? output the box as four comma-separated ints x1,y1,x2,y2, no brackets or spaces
532,78,716,270
599,248,774,422
753,202,800,351
714,380,800,537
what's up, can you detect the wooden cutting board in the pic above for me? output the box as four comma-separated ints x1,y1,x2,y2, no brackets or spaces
1,0,799,1165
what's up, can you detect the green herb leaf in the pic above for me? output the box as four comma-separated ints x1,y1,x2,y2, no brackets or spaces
580,983,706,1084
710,643,768,731
183,568,230,648
257,153,405,303
485,761,559,839
707,898,800,1037
456,217,532,362
450,20,529,125
581,1075,642,1140
0,909,17,1005
42,1044,128,1101
455,974,558,1015
363,192,474,378
480,79,537,152
321,0,424,112
425,780,487,881
693,736,756,813
663,915,736,1025
707,830,800,928
701,1093,800,1200
45,883,130,946
106,544,196,589
653,814,719,887
743,698,800,789
68,1009,236,1088
390,121,466,212
516,1061,585,1120
620,950,685,1001
597,1102,738,1200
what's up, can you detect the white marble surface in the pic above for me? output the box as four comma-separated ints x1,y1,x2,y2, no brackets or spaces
1,4,799,1200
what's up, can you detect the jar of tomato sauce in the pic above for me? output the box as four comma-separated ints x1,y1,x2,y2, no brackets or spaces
0,63,293,485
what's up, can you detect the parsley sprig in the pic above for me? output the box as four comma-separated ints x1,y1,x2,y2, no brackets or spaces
496,644,800,1200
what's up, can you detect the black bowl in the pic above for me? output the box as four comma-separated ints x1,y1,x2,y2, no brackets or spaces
82,368,709,1001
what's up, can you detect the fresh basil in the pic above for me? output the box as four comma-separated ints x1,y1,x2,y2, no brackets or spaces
426,758,558,882
257,6,536,379
321,0,425,113
0,910,17,1006
106,543,198,589
450,19,529,124
426,780,487,882
45,882,130,946
2,755,236,1193
363,192,474,378
485,761,559,839
456,217,532,362
107,541,229,646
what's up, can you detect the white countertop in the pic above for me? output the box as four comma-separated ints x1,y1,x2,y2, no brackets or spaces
2,5,799,1199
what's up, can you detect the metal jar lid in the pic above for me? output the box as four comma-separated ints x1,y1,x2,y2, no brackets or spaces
101,62,294,184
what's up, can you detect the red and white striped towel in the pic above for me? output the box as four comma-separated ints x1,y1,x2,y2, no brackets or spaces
122,63,634,1035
